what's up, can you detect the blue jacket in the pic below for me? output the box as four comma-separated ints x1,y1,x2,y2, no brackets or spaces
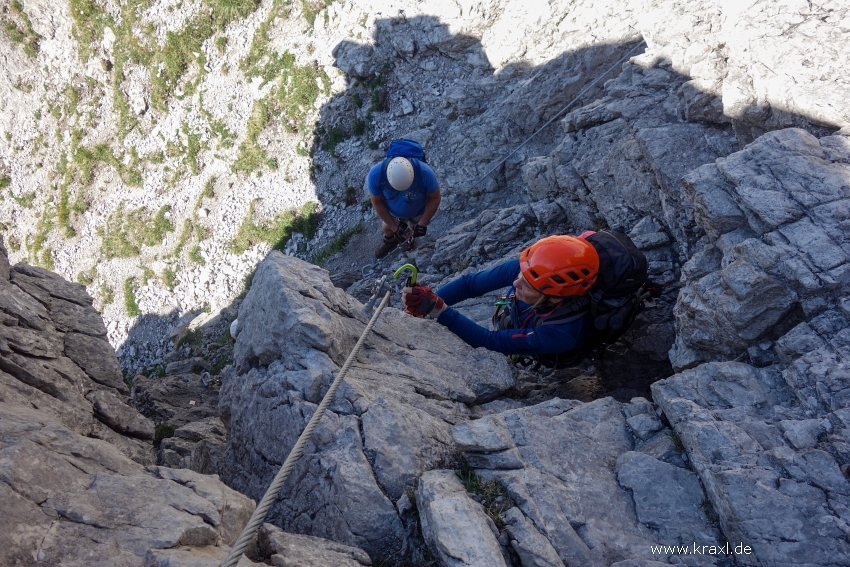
366,159,439,219
435,259,591,355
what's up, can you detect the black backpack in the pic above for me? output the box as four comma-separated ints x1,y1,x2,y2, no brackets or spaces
496,229,658,371
378,139,427,195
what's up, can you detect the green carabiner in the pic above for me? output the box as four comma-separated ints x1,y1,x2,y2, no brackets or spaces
393,263,419,287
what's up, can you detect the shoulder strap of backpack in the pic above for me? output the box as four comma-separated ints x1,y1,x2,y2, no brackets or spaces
378,157,391,192
411,158,424,196
533,296,591,328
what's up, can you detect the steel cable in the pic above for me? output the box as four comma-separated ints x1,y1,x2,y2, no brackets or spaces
220,290,393,567
468,40,646,191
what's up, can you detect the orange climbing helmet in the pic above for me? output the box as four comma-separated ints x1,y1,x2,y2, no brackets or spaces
519,235,599,297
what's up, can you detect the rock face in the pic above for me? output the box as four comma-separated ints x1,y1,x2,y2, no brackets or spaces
417,470,509,567
653,355,850,566
0,402,258,567
0,241,259,566
3,0,850,565
442,397,723,567
219,251,516,561
0,246,154,464
640,0,849,140
671,129,850,370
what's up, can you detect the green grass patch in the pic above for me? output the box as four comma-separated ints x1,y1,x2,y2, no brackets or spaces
162,267,177,289
0,176,10,190
321,125,347,154
365,67,388,112
68,0,259,138
141,266,155,285
237,268,256,299
99,203,175,259
313,222,361,266
241,0,291,75
150,0,261,109
72,142,142,187
99,282,114,305
202,177,215,200
77,267,96,285
189,244,206,265
3,0,41,58
228,200,319,255
123,277,141,317
154,423,176,442
275,56,331,132
27,207,54,269
68,0,115,62
172,218,193,257
11,190,36,208
176,327,204,349
300,0,331,29
57,185,76,237
344,185,357,206
236,48,331,173
232,99,277,173
210,355,234,375
454,456,514,528
183,122,202,175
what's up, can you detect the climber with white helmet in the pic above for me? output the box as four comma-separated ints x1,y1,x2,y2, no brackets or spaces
366,139,441,258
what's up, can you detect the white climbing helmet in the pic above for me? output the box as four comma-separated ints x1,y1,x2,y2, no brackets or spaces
386,157,415,191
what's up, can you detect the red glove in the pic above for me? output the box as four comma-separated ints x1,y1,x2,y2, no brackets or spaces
403,285,445,318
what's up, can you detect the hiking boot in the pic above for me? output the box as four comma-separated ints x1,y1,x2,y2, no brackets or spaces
374,234,401,258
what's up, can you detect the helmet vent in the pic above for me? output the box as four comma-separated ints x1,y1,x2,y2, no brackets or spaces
567,271,580,281
581,268,590,276
551,274,566,284
529,269,539,279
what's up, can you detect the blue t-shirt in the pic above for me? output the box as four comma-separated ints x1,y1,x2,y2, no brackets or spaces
366,159,439,219
435,259,591,356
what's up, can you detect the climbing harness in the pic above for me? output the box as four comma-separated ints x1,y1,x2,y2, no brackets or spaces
220,284,394,567
468,40,646,192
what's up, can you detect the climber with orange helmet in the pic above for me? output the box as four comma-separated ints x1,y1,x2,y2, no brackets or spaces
402,235,600,356
366,140,441,259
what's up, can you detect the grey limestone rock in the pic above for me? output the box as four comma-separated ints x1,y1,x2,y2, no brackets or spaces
503,507,566,567
0,236,8,281
144,547,262,567
616,451,714,543
64,331,128,393
165,356,212,376
0,402,255,566
431,205,536,270
259,522,372,566
0,250,155,468
652,356,850,567
86,388,155,439
451,397,724,566
416,469,508,567
221,252,515,561
673,129,850,368
133,372,220,427
48,295,109,336
12,263,94,307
